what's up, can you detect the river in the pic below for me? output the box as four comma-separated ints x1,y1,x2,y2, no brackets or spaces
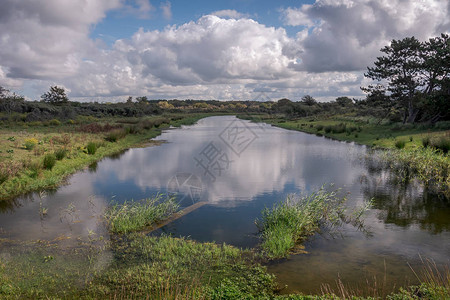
0,116,448,294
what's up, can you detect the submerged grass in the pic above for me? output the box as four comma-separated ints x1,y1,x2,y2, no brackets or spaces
3,236,447,299
0,193,448,299
86,234,276,299
256,186,371,259
319,258,450,300
105,194,180,234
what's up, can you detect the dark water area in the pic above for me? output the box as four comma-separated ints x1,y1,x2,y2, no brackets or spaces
0,116,449,294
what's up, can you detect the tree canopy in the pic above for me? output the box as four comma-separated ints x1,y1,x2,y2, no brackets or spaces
41,86,69,104
364,33,449,123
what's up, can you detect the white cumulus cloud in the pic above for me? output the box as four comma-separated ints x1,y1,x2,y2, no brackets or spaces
210,9,250,19
281,0,450,72
0,0,448,101
0,0,121,82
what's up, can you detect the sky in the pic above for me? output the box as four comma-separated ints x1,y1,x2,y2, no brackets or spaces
0,0,449,102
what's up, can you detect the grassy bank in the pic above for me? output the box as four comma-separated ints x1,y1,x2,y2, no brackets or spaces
0,113,212,201
242,114,450,150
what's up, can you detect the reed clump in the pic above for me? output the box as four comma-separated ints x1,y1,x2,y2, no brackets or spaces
256,186,371,259
104,129,127,142
42,154,56,170
105,194,180,234
378,147,450,197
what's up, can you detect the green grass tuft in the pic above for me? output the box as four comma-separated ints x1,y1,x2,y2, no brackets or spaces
423,136,431,148
105,194,180,234
256,186,370,259
430,136,450,153
86,142,97,155
42,154,56,170
395,139,406,149
104,129,127,142
54,148,67,160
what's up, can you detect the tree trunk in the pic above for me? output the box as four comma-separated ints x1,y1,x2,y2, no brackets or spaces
406,100,419,123
402,109,408,124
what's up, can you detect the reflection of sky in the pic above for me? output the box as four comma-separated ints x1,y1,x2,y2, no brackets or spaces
93,116,366,205
0,116,449,293
0,171,108,243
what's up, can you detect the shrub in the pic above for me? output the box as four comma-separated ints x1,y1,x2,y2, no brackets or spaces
324,125,332,133
331,123,346,134
431,136,450,153
153,117,170,128
49,119,61,126
0,170,8,185
55,134,71,146
28,121,43,126
86,142,97,155
24,138,38,150
0,162,21,184
141,119,154,130
395,139,406,149
422,136,431,148
76,115,97,124
43,154,56,170
0,167,9,184
105,129,127,142
79,122,121,133
125,124,142,134
54,148,67,160
27,161,41,178
346,126,357,134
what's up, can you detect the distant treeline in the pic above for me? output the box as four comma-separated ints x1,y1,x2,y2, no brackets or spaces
0,86,448,125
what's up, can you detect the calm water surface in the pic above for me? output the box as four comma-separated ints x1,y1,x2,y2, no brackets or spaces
1,116,449,294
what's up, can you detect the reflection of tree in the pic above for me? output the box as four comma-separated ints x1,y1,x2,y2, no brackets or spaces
108,150,127,161
360,156,450,234
0,188,58,213
0,197,18,212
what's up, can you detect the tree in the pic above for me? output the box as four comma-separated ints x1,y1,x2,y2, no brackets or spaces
272,98,293,114
41,86,68,104
0,86,24,114
136,96,148,103
365,37,424,123
364,34,450,123
301,95,317,106
422,33,450,95
0,86,8,98
335,97,353,106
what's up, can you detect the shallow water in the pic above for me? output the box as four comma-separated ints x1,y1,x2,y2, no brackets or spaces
1,116,449,294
